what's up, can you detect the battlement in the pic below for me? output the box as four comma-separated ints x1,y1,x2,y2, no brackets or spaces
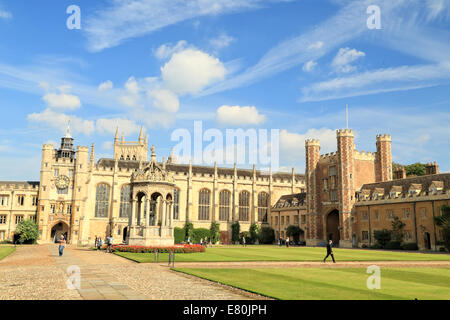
319,152,337,162
336,129,354,137
42,144,55,150
77,146,89,152
376,134,391,142
305,139,320,146
354,150,376,161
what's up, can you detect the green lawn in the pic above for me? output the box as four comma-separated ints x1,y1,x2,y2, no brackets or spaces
0,246,15,260
174,267,450,300
114,245,450,263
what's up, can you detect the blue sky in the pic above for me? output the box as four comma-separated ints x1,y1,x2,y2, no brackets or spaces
0,0,449,180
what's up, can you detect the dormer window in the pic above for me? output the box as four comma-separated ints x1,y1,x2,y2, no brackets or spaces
429,181,443,195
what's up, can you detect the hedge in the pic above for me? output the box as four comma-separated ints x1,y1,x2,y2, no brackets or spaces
192,228,211,244
385,241,402,250
259,227,275,244
401,242,419,250
111,244,205,254
174,227,186,244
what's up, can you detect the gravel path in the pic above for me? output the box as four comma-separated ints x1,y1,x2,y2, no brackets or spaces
0,245,254,300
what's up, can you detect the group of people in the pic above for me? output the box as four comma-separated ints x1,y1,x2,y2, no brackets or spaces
199,237,213,247
95,235,114,253
278,237,291,247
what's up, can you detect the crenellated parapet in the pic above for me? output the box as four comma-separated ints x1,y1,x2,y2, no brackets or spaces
376,133,392,142
305,139,320,147
354,150,376,161
336,128,354,137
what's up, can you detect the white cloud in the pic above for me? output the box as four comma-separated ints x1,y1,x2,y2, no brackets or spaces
84,0,277,52
279,128,336,169
303,60,317,72
331,47,365,73
0,9,12,19
161,49,226,95
102,141,114,150
148,89,179,113
216,105,266,126
95,118,140,136
27,109,95,136
98,80,113,92
119,77,141,107
154,40,188,60
210,33,235,50
307,41,324,50
300,62,450,102
42,92,81,110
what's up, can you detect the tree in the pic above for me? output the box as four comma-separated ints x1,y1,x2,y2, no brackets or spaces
391,215,406,242
231,222,240,243
404,163,426,176
434,205,450,252
209,222,220,244
15,219,39,244
286,225,303,242
184,222,194,242
249,223,260,244
259,226,275,244
373,229,391,248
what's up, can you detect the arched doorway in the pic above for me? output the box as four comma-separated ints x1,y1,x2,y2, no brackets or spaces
123,227,128,242
136,192,147,226
50,222,69,243
326,210,340,245
424,232,431,250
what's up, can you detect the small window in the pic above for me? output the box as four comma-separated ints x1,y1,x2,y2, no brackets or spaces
54,169,59,177
0,215,6,224
362,231,369,241
0,196,8,207
15,215,24,224
17,195,25,206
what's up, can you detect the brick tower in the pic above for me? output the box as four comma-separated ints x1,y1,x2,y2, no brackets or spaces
336,129,355,248
375,134,392,182
305,139,321,245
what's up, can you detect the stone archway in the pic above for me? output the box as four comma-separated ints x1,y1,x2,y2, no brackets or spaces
50,221,70,243
326,210,340,245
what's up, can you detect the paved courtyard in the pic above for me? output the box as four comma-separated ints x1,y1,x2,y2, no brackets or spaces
0,244,255,300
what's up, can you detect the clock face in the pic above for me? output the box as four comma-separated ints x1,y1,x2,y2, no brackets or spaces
55,175,70,189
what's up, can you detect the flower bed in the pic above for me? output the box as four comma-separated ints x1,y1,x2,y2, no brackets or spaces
111,244,205,254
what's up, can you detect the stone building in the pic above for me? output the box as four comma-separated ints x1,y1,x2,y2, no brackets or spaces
1,125,448,250
303,129,449,250
354,168,449,250
0,125,305,245
270,193,307,241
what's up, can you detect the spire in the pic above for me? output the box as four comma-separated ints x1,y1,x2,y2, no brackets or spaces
121,132,125,143
65,117,72,139
139,126,144,143
346,104,349,129
151,144,156,163
144,133,148,145
114,127,119,142
90,143,95,165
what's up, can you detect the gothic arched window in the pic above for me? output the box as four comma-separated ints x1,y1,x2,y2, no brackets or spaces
173,189,180,220
219,190,231,221
258,192,269,223
198,189,210,220
119,185,131,218
95,183,110,217
239,191,250,221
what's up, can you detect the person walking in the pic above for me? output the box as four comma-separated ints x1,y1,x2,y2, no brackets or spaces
58,235,66,257
323,240,336,263
242,236,246,247
106,235,113,253
285,236,290,248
